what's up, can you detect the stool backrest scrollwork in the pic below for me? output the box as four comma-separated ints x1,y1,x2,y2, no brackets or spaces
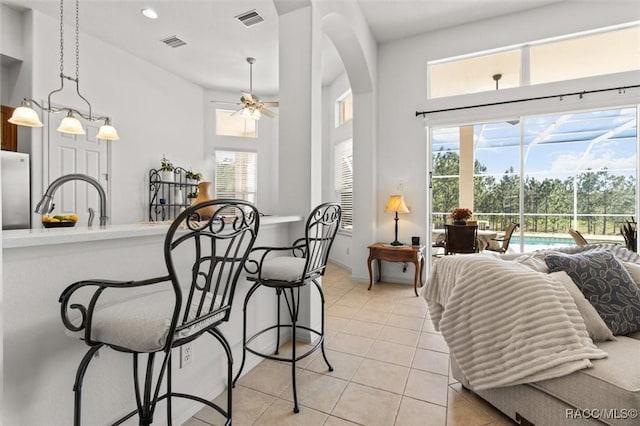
301,203,341,280
165,199,260,347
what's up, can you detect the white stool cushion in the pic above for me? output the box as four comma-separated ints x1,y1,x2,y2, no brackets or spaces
261,257,306,281
68,290,223,352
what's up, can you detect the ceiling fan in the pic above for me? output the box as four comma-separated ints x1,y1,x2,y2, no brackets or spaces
211,57,278,120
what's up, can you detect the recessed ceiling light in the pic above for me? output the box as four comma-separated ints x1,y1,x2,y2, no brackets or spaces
141,8,158,20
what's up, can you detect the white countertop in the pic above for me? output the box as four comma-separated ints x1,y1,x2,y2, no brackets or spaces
2,215,302,249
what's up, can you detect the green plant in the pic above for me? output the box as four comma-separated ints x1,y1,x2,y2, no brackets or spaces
187,191,198,199
160,155,174,172
620,217,637,252
186,170,203,181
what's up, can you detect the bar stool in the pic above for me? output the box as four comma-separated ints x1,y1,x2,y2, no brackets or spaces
233,203,341,413
59,200,259,425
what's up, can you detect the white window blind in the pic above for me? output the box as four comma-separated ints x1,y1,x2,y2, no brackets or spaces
214,150,257,203
335,140,353,231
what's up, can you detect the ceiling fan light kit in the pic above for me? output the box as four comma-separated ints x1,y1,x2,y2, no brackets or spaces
9,0,119,140
210,57,278,120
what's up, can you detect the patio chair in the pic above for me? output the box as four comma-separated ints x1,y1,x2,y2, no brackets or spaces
444,224,479,255
485,222,519,254
568,228,589,245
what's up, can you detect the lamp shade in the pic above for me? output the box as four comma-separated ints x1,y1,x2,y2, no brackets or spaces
97,123,120,140
385,195,410,213
57,115,86,135
8,106,43,127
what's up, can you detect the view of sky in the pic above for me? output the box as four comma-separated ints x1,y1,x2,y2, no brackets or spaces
432,107,637,180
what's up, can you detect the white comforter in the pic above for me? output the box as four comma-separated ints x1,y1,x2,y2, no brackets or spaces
422,254,607,390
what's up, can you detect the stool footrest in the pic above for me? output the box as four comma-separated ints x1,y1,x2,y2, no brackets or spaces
245,324,324,363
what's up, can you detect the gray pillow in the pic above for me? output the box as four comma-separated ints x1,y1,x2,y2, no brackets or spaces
544,251,640,336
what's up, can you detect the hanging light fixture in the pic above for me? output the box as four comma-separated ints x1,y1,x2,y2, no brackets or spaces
8,0,119,140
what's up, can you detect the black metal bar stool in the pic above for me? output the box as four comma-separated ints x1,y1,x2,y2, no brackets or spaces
232,203,341,413
59,200,259,425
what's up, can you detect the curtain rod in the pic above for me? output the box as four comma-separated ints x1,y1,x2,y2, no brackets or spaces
415,84,640,117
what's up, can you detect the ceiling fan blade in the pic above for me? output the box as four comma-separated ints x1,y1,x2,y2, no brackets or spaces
229,107,245,116
210,100,242,106
260,107,277,118
262,101,279,107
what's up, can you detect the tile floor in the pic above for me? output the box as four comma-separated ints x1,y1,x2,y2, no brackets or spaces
184,264,515,426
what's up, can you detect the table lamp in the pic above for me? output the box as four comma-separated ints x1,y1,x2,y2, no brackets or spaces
385,195,410,246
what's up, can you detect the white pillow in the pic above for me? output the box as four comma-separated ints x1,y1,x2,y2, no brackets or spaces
550,271,615,342
621,261,640,287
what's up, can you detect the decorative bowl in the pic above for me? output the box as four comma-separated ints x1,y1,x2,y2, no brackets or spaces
42,221,77,228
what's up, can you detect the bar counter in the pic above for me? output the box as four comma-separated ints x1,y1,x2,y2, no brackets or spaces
2,216,302,425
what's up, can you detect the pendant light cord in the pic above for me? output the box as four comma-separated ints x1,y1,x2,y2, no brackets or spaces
75,0,80,81
59,0,64,75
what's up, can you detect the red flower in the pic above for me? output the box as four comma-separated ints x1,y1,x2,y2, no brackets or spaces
450,208,472,221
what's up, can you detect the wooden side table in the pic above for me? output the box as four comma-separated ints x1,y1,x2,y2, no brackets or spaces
367,243,425,296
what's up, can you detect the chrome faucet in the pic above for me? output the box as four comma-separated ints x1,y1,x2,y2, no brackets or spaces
35,173,108,227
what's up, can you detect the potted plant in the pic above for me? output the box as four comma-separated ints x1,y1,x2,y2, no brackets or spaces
187,190,198,205
621,217,637,252
160,155,174,182
450,207,472,225
185,170,203,185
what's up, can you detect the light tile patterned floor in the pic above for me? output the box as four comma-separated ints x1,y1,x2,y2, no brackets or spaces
184,263,515,426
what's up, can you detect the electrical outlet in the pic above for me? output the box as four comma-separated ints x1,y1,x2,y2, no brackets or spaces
180,343,193,368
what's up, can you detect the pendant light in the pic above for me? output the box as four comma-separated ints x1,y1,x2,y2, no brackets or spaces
8,0,119,140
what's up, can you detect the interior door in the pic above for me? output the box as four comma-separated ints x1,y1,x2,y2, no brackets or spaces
47,113,110,225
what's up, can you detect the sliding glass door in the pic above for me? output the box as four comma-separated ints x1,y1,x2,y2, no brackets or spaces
429,105,637,254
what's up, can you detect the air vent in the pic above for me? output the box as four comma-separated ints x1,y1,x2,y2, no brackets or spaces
235,9,264,27
161,35,187,48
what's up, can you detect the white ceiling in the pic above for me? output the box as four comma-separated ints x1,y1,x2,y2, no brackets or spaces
3,0,564,95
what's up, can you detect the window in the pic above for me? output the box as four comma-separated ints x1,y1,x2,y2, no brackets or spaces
335,90,353,127
335,140,353,231
430,106,636,252
215,109,257,138
530,26,640,84
430,49,521,98
428,24,639,99
214,150,257,203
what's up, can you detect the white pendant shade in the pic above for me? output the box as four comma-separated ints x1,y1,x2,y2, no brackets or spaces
8,106,43,127
96,124,120,140
57,115,86,135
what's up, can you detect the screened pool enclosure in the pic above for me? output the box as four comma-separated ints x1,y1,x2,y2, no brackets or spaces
430,106,637,252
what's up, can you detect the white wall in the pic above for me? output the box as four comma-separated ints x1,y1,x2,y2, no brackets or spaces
12,9,206,225
204,89,279,215
376,0,640,283
1,3,23,61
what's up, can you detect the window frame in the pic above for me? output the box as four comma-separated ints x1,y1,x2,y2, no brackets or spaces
335,89,353,128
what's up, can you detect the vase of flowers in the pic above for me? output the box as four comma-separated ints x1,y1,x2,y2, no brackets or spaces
450,207,472,225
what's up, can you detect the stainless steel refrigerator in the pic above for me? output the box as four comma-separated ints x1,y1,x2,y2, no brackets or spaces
1,151,31,230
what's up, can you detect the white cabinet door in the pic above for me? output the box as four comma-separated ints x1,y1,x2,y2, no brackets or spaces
47,114,110,225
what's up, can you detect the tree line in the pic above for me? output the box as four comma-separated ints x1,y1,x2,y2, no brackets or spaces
432,151,635,236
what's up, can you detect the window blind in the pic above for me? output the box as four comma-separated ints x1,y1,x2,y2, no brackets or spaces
335,140,353,230
214,150,257,203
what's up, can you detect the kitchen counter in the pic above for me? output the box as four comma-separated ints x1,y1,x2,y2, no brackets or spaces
2,215,304,425
2,215,301,248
